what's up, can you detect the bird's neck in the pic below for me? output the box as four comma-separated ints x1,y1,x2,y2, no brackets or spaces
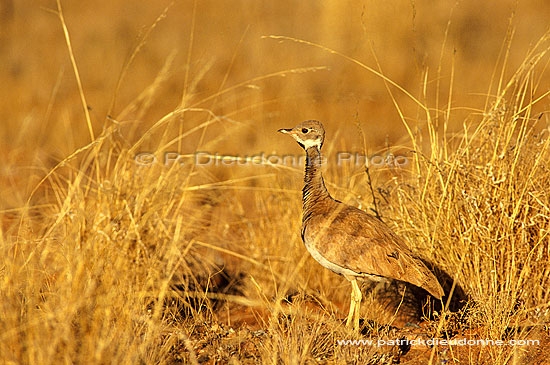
302,146,332,223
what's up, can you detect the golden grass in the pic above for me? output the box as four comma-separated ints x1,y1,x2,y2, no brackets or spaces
1,1,550,364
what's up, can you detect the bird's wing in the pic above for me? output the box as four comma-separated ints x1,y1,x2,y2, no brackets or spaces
304,204,444,299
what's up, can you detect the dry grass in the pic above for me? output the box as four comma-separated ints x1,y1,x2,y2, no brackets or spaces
1,1,550,364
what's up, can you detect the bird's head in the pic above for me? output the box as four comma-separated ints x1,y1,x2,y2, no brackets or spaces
278,120,325,150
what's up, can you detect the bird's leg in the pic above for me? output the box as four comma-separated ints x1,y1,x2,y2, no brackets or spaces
345,277,362,331
351,279,362,332
346,289,356,328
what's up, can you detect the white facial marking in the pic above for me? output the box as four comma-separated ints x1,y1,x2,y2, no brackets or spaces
300,138,321,149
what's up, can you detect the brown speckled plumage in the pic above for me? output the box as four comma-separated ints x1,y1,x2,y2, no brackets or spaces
279,120,443,331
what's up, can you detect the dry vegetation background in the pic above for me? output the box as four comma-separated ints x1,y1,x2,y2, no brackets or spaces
1,0,550,364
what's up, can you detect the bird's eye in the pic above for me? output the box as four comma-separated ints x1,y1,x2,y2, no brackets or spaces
302,128,308,133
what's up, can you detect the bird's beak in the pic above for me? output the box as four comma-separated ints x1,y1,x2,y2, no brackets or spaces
278,128,293,134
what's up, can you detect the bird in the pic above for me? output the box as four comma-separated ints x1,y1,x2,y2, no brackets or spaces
278,120,444,331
